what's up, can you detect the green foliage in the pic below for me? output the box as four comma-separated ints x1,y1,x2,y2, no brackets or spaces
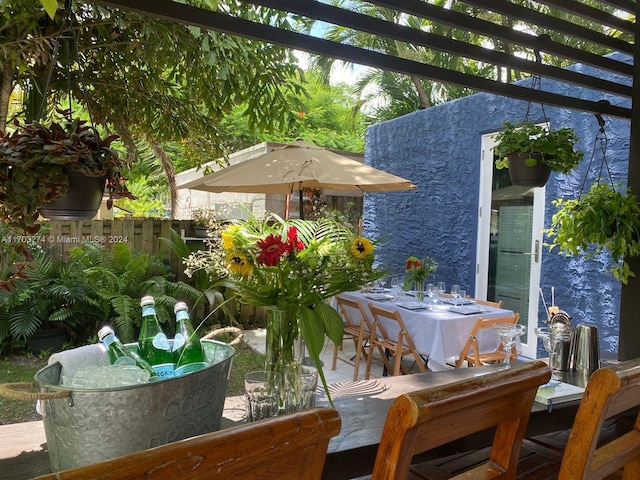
0,247,103,348
494,121,584,173
217,72,366,153
73,243,201,342
0,242,202,355
0,112,133,233
159,228,227,322
544,183,640,284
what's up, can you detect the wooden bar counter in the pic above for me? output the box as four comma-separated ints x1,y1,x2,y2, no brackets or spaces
0,363,581,480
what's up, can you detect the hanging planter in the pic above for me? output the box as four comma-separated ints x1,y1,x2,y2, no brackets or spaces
501,151,552,187
0,111,134,233
38,174,106,220
544,116,640,284
494,121,584,187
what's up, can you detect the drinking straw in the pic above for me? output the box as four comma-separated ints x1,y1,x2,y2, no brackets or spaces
551,287,555,307
539,287,550,320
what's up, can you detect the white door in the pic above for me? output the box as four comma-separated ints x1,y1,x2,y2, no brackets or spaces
475,133,545,358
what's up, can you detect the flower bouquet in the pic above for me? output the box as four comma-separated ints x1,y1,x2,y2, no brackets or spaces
186,212,383,403
405,255,437,301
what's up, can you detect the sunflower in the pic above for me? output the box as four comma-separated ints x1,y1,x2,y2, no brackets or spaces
350,237,373,258
226,251,252,275
221,224,241,250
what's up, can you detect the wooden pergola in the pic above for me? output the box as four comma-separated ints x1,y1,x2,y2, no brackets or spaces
90,0,640,361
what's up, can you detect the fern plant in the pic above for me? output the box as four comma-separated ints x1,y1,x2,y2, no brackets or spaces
0,247,103,348
72,243,200,342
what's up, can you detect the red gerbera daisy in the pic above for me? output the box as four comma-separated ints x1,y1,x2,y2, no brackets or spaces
257,234,287,266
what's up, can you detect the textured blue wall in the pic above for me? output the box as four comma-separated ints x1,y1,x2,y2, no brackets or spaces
364,53,631,356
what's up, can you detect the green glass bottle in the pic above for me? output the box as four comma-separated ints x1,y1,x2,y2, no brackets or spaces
98,326,157,380
138,295,175,379
173,302,207,376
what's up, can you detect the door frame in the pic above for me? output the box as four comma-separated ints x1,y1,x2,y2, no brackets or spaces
475,132,545,358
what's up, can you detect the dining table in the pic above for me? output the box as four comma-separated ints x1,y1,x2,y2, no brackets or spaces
338,289,517,371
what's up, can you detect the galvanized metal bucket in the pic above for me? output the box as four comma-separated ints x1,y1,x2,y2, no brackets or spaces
35,339,234,472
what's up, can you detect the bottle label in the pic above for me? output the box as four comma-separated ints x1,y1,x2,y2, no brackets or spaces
176,310,190,321
102,335,115,348
113,356,136,366
141,305,156,317
173,333,186,351
174,362,207,376
152,333,172,352
152,363,175,378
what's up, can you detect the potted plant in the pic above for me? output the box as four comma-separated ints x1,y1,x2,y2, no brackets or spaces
0,110,134,234
494,121,584,187
544,182,640,284
192,207,216,237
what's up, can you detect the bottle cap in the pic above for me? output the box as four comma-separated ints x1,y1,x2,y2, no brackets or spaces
97,326,114,341
174,301,188,314
140,295,155,307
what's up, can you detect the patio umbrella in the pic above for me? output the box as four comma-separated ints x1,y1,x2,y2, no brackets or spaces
178,139,417,218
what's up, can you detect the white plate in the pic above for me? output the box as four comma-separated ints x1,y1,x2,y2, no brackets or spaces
365,293,394,301
397,301,427,310
443,298,474,305
449,305,484,315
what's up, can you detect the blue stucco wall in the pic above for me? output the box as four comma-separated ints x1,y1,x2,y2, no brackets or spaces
364,53,632,356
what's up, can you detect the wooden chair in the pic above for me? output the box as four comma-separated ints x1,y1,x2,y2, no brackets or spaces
369,360,551,479
467,296,504,308
365,303,428,378
32,407,341,480
455,314,520,368
332,295,372,381
557,358,640,480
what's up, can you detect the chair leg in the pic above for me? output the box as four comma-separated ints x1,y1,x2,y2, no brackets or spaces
331,341,341,371
353,336,364,381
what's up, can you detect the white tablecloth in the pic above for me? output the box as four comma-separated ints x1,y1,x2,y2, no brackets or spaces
338,290,516,371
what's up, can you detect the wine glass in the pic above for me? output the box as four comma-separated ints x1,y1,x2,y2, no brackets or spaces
425,283,436,308
451,285,461,305
391,276,404,300
492,323,526,368
535,325,573,380
436,282,446,298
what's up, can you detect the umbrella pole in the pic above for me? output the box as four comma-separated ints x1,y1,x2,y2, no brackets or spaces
299,189,304,220
285,194,291,219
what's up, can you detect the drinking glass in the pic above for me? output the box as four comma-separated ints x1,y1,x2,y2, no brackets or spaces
451,285,460,305
492,324,526,368
244,371,281,422
436,282,446,297
535,326,573,380
391,277,403,300
284,366,318,414
459,289,466,305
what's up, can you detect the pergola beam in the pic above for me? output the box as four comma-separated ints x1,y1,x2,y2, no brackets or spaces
249,0,631,98
89,0,631,118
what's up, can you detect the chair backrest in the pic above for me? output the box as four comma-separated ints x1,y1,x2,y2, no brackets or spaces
370,360,551,479
468,297,504,309
558,358,640,480
336,295,371,333
456,314,520,368
368,303,418,353
32,407,341,480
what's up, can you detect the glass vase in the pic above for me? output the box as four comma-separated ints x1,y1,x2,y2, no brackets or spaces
415,280,425,302
264,306,304,408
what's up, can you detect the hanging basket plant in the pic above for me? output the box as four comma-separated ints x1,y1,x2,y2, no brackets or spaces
544,116,640,284
0,110,134,233
544,182,640,284
494,121,584,187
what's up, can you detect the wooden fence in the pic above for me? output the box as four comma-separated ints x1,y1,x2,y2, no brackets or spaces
34,219,266,323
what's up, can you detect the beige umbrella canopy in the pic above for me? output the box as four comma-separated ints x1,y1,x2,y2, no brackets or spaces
179,140,418,195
